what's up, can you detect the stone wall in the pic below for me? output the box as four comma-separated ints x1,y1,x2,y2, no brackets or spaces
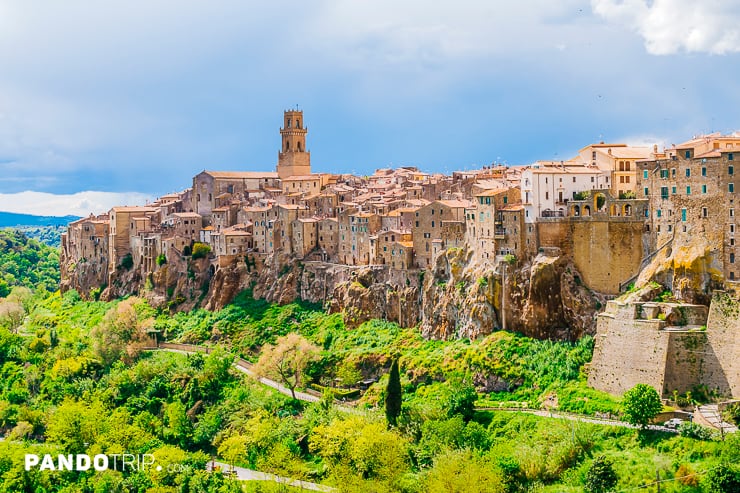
571,220,645,294
589,294,739,399
704,291,740,397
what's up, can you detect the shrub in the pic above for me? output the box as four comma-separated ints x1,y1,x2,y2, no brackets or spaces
678,422,714,440
156,253,167,266
584,455,617,493
191,243,211,260
119,253,133,270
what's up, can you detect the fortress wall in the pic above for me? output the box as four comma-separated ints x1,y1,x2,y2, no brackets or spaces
663,332,706,395
571,220,644,295
704,291,740,398
536,222,571,254
587,303,669,395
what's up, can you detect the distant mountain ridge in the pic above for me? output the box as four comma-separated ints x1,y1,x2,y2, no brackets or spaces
0,211,80,227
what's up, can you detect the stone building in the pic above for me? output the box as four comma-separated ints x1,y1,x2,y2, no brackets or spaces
277,109,311,179
412,200,470,268
636,134,740,283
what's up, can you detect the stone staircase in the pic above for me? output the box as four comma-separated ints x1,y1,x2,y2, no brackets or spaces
696,404,739,433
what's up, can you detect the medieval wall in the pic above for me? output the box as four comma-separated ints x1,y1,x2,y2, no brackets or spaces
571,220,645,295
589,294,738,399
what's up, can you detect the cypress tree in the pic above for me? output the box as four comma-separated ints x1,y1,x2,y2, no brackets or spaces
385,358,402,427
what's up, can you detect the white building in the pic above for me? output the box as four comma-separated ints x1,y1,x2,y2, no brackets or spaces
521,162,609,223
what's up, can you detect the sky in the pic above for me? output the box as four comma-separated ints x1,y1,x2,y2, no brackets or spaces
1,0,740,216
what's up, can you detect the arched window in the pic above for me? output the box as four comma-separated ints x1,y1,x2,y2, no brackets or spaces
286,141,290,151
297,141,302,151
296,119,301,128
287,119,292,128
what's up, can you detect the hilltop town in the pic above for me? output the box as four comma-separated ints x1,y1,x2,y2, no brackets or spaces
62,109,740,301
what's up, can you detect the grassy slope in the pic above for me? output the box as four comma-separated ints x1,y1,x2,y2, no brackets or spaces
1,291,738,492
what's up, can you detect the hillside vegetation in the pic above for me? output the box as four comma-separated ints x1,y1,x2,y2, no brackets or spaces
0,290,737,492
0,229,60,295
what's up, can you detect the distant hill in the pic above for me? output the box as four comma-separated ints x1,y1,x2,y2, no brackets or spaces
0,211,80,227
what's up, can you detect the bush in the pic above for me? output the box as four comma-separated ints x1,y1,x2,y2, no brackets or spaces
703,463,740,493
119,253,133,270
584,455,617,493
678,422,714,440
191,243,211,260
156,254,167,266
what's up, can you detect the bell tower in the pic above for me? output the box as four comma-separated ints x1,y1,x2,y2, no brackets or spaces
277,109,311,179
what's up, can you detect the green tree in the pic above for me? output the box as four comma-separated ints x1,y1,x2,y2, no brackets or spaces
622,383,662,429
424,449,504,493
191,242,211,260
253,333,320,400
91,297,154,366
385,358,402,427
703,463,740,493
585,455,618,493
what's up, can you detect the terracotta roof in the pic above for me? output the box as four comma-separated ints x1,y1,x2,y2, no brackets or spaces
281,174,321,181
436,199,473,208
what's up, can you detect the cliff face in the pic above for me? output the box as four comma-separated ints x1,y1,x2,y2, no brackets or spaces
419,248,605,341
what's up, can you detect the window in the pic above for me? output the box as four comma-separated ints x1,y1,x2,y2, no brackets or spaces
644,187,649,196
545,192,549,200
731,209,735,217
732,238,736,246
431,221,435,227
730,153,734,161
702,185,707,194
620,176,624,183
672,186,677,195
668,224,673,232
591,177,595,183
686,186,691,195
672,168,676,177
702,167,707,176
573,177,576,183
685,168,690,177
657,209,662,218
660,169,668,178
685,150,691,159
681,209,687,221
415,221,419,227
703,207,708,218
732,225,736,233
503,196,508,204
660,187,668,199
731,253,735,264
730,166,735,175
730,183,735,193
626,176,630,183
643,170,649,179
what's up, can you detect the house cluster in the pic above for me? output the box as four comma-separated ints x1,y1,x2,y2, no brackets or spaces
60,110,740,290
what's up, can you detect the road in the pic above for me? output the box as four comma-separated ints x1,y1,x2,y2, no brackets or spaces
208,461,335,492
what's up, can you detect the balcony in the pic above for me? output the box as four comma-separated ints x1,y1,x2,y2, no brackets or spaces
494,228,506,239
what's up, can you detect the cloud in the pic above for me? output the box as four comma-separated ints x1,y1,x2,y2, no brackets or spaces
592,0,740,55
0,191,154,217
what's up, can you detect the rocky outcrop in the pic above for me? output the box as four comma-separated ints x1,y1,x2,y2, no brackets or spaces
420,248,606,341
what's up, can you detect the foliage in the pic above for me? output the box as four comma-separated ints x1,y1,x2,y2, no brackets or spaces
584,455,617,493
721,402,740,426
621,384,662,429
119,252,134,270
678,422,714,440
385,358,402,427
423,449,505,493
253,333,320,399
0,229,60,293
156,253,167,266
191,242,212,260
702,463,740,493
91,297,154,365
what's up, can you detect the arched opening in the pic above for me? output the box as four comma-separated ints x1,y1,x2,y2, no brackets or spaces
285,141,290,151
594,193,606,211
623,204,632,216
609,203,618,216
572,205,581,217
297,141,302,151
296,119,301,128
583,205,591,216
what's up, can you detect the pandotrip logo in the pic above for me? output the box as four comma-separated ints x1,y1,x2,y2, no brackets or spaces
25,454,158,472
